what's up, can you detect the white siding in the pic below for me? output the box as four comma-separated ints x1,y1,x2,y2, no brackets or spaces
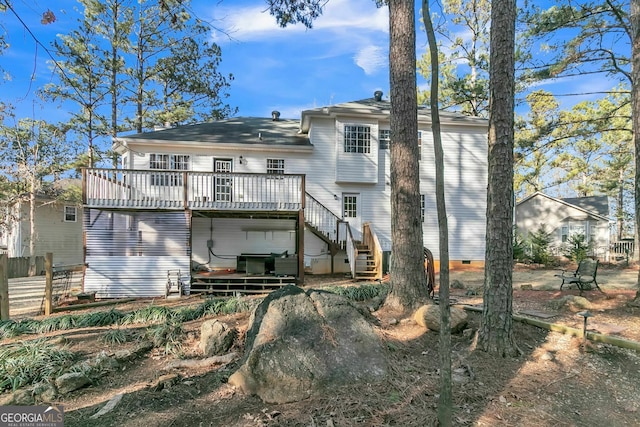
335,118,379,183
8,201,83,266
191,217,297,271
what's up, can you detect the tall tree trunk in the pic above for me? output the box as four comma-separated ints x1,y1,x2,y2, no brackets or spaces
28,178,37,277
477,0,519,356
422,2,452,424
386,0,429,311
631,0,640,301
618,168,624,241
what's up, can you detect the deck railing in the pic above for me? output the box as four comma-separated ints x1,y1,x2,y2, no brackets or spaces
83,168,305,211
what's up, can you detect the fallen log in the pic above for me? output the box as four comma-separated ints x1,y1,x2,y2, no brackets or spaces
164,352,237,371
460,305,640,352
52,298,137,313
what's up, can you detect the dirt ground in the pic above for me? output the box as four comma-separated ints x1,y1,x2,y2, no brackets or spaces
5,264,640,427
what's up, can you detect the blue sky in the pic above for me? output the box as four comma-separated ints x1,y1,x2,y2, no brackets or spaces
0,0,625,124
1,0,403,122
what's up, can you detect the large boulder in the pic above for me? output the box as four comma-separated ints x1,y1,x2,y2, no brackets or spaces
229,285,388,404
199,320,236,356
414,304,468,333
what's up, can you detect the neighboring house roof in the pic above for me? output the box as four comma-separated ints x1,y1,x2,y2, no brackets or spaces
300,95,488,132
517,192,610,222
115,117,311,149
560,196,609,218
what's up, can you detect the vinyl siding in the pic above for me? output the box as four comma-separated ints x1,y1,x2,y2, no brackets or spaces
9,201,83,266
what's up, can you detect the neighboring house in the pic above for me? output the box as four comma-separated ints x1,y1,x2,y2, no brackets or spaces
1,195,83,268
515,192,611,259
82,91,488,298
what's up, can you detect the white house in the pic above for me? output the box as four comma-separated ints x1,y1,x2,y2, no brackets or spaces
515,192,612,259
82,91,488,297
1,186,83,270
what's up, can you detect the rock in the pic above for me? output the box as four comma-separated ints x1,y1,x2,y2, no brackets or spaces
49,336,68,346
56,372,91,394
199,320,237,356
414,304,468,333
520,284,533,290
114,349,135,362
92,351,120,372
228,285,387,404
133,341,154,356
149,374,180,392
548,295,593,311
0,393,15,406
13,389,35,405
33,383,58,402
451,279,465,289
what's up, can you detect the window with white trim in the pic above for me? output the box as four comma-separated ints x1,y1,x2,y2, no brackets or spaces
421,194,425,222
417,131,423,160
343,195,358,218
379,129,391,149
266,158,285,175
150,154,190,186
344,125,371,153
64,206,77,222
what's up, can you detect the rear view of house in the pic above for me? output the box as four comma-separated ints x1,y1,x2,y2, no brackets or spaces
81,92,489,298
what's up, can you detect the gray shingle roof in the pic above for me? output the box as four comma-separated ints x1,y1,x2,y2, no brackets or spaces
561,196,609,218
300,96,488,132
120,117,310,146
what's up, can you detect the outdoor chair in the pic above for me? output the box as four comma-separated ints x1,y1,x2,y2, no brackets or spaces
555,258,603,295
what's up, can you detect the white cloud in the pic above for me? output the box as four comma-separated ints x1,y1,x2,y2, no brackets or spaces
354,45,387,75
208,0,388,43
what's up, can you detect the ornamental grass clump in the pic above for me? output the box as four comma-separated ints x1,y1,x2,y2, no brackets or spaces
0,339,77,391
325,283,389,301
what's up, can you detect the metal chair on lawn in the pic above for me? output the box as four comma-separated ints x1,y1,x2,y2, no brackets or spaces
555,258,603,296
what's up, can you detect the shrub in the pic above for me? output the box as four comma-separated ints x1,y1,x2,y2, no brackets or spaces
563,233,592,263
529,226,553,265
513,232,527,262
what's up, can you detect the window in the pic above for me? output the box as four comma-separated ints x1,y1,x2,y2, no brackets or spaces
379,129,391,149
150,154,190,186
343,195,358,218
561,226,569,242
64,206,77,222
267,159,285,175
421,194,425,222
344,125,371,153
417,131,423,161
561,223,588,242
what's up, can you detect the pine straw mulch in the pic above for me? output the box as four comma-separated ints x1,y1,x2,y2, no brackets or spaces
59,285,640,427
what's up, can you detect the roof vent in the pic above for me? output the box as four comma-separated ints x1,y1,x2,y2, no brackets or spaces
271,110,281,121
374,90,383,102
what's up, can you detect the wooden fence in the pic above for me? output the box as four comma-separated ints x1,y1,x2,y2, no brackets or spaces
7,256,45,278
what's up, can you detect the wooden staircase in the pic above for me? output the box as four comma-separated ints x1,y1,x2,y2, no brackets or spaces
354,242,378,279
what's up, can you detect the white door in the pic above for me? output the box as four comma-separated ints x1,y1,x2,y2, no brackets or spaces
342,193,362,240
213,158,233,202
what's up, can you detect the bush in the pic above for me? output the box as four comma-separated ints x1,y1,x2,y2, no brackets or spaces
529,226,553,265
563,233,592,263
513,232,527,262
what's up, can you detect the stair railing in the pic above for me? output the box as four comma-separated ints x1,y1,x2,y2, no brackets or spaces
362,223,383,280
304,192,347,249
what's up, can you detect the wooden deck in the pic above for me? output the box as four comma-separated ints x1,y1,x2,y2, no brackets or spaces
190,272,297,295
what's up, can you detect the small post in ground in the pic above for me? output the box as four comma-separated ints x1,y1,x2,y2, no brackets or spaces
0,253,8,320
44,252,53,316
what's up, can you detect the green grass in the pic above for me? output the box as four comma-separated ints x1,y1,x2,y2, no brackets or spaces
145,320,185,356
100,328,137,345
1,297,254,340
324,283,389,301
0,339,78,392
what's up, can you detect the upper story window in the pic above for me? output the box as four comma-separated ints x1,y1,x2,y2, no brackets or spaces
267,159,285,175
64,206,77,222
421,194,425,222
344,125,371,153
418,131,423,160
150,154,190,186
379,129,391,149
